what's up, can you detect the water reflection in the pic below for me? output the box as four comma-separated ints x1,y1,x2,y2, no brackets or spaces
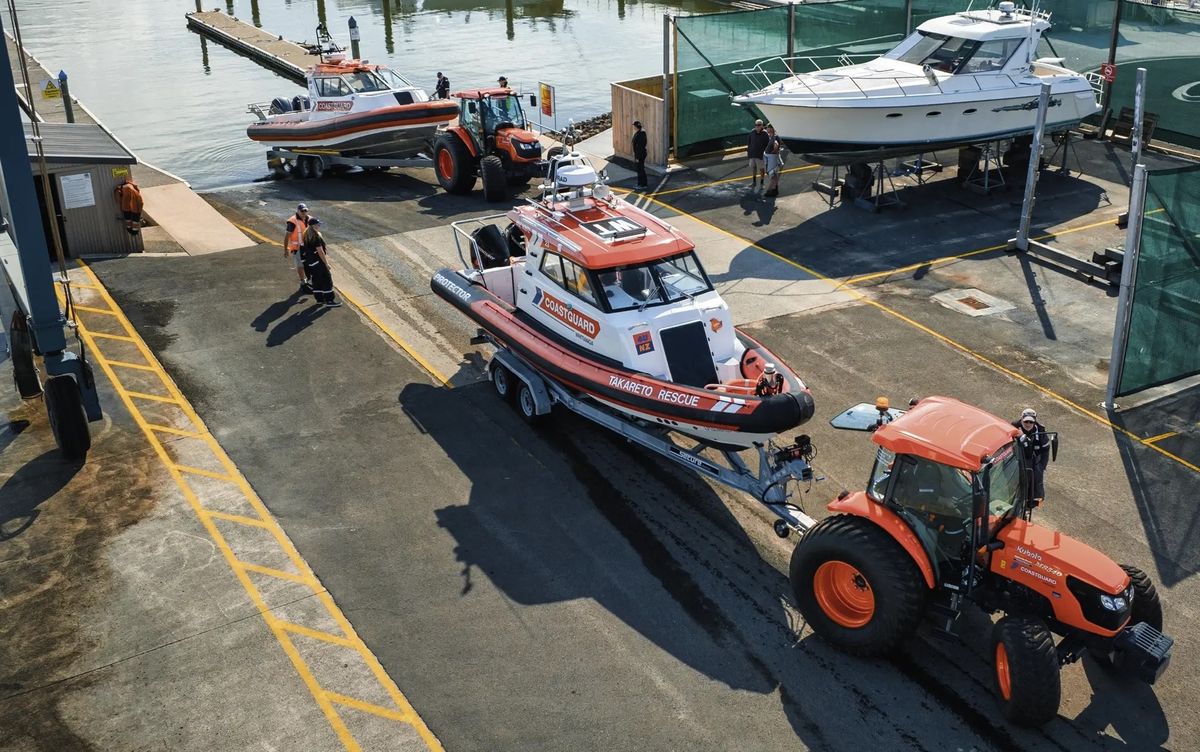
251,0,262,27
382,0,393,53
505,0,514,40
200,35,211,74
317,0,329,26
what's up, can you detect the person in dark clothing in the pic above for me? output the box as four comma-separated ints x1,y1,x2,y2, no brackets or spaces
632,120,649,190
763,124,782,197
746,119,769,189
299,218,341,308
1012,408,1052,503
435,72,450,99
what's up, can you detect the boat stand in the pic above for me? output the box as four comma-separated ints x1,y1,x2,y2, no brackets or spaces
851,161,905,213
1047,130,1083,176
488,345,819,537
898,153,943,185
961,141,1007,195
811,164,844,210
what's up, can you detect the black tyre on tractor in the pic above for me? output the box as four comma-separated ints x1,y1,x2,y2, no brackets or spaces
44,374,91,461
789,514,927,656
434,134,477,195
1121,563,1163,631
480,154,508,202
990,615,1061,727
491,363,515,402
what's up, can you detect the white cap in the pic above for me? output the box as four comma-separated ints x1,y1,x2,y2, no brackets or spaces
763,363,776,374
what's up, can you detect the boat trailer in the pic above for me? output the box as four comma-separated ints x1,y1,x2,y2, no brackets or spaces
483,338,820,538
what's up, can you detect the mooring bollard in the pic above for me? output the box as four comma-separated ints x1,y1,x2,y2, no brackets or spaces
348,16,361,59
57,70,74,123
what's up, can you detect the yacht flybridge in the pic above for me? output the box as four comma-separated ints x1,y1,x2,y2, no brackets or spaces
733,2,1103,163
431,153,816,449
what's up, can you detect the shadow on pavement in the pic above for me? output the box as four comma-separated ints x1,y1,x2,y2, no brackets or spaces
251,288,306,333
0,449,84,541
265,303,329,348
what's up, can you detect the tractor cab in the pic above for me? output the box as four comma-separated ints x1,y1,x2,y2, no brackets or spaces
435,88,545,202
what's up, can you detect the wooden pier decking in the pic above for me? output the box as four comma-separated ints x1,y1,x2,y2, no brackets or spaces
185,10,316,84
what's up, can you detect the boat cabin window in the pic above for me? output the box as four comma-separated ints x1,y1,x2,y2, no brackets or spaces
540,253,599,307
598,251,713,312
315,76,352,98
345,71,389,93
895,31,1022,75
958,38,1023,74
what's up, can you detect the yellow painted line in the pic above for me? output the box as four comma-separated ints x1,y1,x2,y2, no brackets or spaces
144,423,206,439
239,561,320,587
124,390,182,405
324,691,412,723
74,261,445,752
204,508,274,529
60,281,103,290
87,331,137,342
72,304,118,316
649,163,820,197
844,216,1122,285
107,359,157,372
1144,431,1178,444
641,193,1200,476
171,463,237,482
232,221,451,388
276,620,357,648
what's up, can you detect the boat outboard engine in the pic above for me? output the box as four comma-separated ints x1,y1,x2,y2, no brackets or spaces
269,97,293,115
471,225,511,269
292,95,311,112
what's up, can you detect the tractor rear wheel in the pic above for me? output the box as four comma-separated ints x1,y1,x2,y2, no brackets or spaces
789,515,926,656
480,155,508,202
991,615,1060,726
434,134,476,195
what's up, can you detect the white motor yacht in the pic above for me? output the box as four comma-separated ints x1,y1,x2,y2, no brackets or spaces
733,2,1103,163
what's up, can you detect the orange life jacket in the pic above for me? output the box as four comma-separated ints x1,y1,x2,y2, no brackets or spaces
117,181,143,213
286,213,306,251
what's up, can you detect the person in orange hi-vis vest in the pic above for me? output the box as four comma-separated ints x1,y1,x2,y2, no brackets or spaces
115,176,143,235
282,203,312,291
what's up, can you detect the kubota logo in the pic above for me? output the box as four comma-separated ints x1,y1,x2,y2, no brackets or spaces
533,288,600,339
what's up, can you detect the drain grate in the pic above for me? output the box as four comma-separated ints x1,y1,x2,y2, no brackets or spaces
959,296,991,311
931,288,1016,317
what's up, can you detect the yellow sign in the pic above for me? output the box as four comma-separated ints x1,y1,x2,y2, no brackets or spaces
539,82,554,118
111,167,130,179
42,79,61,99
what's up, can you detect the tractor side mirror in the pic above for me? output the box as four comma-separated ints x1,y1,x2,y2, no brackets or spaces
530,95,537,107
971,473,988,521
467,101,477,114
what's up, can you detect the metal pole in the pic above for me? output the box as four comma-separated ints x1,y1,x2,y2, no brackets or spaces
348,16,361,60
787,3,795,59
1130,66,1146,177
1014,83,1051,251
57,70,73,123
662,14,671,166
1105,163,1148,408
1099,0,1124,129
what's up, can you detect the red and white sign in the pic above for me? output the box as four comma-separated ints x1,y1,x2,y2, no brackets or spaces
1100,63,1116,84
534,288,600,340
316,100,354,112
539,82,555,118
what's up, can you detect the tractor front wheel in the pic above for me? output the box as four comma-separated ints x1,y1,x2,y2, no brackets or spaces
434,134,476,195
1121,564,1163,631
991,615,1061,727
480,155,508,202
789,515,927,656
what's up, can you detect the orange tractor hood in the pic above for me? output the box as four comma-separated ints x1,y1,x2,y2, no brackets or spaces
993,518,1129,595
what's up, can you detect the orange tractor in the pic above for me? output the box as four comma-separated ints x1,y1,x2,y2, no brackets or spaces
433,88,544,202
792,396,1172,725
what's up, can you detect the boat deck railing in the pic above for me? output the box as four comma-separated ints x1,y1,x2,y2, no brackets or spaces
736,55,1101,103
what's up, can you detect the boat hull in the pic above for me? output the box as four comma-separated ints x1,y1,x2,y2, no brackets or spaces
431,269,815,449
247,100,458,157
746,85,1099,164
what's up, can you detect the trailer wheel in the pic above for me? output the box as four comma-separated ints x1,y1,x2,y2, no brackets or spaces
294,156,314,179
434,134,476,194
491,363,515,402
480,155,508,202
789,515,926,656
991,616,1061,726
309,156,326,179
515,382,541,424
9,313,42,398
44,374,91,461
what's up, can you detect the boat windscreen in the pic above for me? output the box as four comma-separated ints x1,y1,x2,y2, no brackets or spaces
598,252,713,312
894,32,984,75
344,71,391,93
376,68,426,98
483,95,527,129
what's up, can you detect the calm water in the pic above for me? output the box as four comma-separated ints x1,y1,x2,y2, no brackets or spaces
11,0,719,189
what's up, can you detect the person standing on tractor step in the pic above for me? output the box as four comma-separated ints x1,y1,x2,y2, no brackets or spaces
115,176,143,235
1012,408,1052,503
300,218,340,308
435,72,450,99
632,120,649,190
283,203,311,292
746,120,769,190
